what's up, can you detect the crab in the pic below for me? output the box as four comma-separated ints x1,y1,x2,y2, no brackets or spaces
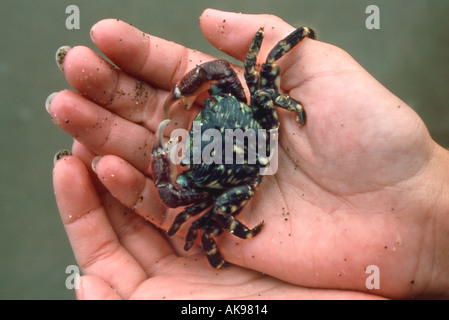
151,26,316,268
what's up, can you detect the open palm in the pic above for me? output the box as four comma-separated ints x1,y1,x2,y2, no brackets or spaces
51,9,447,299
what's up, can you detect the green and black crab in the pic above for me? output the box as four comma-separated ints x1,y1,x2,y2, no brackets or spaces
151,26,316,268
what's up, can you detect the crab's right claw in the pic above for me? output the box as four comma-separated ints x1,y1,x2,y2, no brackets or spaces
163,59,247,118
151,119,209,208
151,119,178,189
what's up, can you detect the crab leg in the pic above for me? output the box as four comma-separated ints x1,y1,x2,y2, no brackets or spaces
151,119,210,208
266,26,316,64
260,26,315,91
244,28,264,96
202,213,265,269
167,199,214,236
183,179,264,268
184,207,215,251
201,229,228,268
163,59,247,118
246,26,314,128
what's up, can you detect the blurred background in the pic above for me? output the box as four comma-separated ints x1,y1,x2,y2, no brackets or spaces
0,0,448,299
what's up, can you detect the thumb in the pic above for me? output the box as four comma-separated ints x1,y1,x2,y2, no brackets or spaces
199,8,296,62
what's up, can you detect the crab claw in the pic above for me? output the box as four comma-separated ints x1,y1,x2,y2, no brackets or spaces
163,73,209,119
151,119,210,208
152,119,170,150
163,59,246,119
151,119,178,189
162,87,197,119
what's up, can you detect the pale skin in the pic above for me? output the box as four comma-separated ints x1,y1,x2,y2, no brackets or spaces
49,9,449,299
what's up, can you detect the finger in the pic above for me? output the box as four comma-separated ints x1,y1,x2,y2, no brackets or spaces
199,8,359,142
53,153,147,298
58,46,197,130
199,9,326,94
93,155,205,261
59,45,163,124
48,90,152,173
98,190,176,276
200,9,300,63
71,140,107,194
62,147,178,277
72,139,97,164
90,19,214,91
91,154,169,229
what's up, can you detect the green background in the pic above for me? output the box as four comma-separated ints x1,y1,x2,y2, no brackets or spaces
1,0,448,299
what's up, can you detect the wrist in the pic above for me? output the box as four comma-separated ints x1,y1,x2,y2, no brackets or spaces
419,143,449,298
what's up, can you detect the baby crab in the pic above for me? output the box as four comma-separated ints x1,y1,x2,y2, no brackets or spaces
151,26,316,268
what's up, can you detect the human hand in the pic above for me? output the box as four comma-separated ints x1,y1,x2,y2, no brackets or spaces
49,9,449,299
53,147,380,299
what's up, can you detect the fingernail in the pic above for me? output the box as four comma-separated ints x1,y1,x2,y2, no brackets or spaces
55,45,72,71
53,149,72,164
90,24,96,42
91,155,102,173
45,92,58,114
